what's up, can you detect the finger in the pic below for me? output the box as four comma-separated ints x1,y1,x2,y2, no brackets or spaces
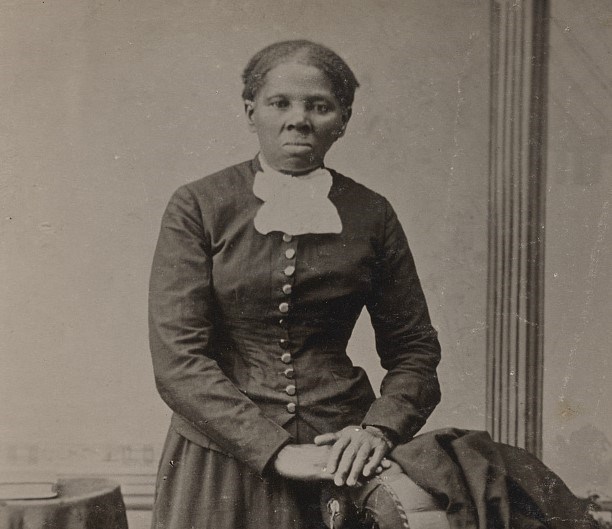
334,442,359,486
362,444,387,477
326,435,351,475
346,444,371,486
373,458,392,475
314,433,339,446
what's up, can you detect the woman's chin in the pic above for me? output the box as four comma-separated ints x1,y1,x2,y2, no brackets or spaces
272,152,323,174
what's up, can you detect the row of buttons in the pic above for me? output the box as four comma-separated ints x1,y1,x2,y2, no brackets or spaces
279,232,296,414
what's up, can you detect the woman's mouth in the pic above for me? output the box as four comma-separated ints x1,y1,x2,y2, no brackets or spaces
283,142,313,151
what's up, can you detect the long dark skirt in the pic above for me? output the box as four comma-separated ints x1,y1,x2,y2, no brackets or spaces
151,427,325,529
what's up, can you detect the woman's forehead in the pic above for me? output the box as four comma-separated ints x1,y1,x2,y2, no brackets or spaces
258,62,335,98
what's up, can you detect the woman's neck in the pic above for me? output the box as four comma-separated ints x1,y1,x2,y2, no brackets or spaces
258,153,324,177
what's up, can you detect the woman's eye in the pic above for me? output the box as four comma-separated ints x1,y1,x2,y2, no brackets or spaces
313,103,329,113
270,100,289,109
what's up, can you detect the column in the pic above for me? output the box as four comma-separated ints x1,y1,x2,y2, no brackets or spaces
487,0,550,457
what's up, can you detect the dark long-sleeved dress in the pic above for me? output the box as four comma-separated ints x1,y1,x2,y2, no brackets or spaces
148,157,441,529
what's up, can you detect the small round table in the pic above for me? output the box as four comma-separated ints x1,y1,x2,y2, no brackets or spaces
0,478,128,529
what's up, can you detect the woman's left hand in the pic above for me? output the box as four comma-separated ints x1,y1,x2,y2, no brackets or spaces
314,425,393,487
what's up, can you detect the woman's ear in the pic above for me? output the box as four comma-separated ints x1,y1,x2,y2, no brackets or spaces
244,100,256,132
342,107,352,126
337,107,352,138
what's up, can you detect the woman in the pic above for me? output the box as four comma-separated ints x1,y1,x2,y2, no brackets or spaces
149,39,442,529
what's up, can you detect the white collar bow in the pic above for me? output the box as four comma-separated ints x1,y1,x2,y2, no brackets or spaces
252,162,343,236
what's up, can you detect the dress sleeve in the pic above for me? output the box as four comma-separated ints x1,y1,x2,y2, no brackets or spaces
362,198,441,442
148,185,291,475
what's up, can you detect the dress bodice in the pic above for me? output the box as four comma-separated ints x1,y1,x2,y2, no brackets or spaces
149,158,441,474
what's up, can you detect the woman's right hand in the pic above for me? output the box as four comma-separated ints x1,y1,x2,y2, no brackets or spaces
273,444,335,481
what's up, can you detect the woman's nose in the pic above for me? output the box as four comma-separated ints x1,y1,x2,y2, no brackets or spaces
286,104,312,131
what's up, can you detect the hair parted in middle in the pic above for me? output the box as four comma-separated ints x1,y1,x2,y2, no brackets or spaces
241,40,359,113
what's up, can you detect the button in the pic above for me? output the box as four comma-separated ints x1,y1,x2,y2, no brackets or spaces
279,302,289,313
286,402,296,414
278,318,287,326
279,338,289,349
281,352,292,364
282,233,293,242
282,284,292,295
285,384,296,396
284,367,295,379
284,265,295,277
285,248,296,259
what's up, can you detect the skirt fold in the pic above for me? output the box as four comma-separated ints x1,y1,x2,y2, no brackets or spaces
151,427,324,529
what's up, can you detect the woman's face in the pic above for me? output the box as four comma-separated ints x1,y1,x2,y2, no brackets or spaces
245,61,349,173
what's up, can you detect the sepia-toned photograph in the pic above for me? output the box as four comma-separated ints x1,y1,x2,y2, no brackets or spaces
1,1,610,528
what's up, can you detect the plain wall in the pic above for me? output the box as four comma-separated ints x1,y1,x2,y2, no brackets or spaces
542,0,612,497
0,0,490,480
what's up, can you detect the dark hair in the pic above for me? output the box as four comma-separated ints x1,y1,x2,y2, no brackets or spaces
241,40,359,112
